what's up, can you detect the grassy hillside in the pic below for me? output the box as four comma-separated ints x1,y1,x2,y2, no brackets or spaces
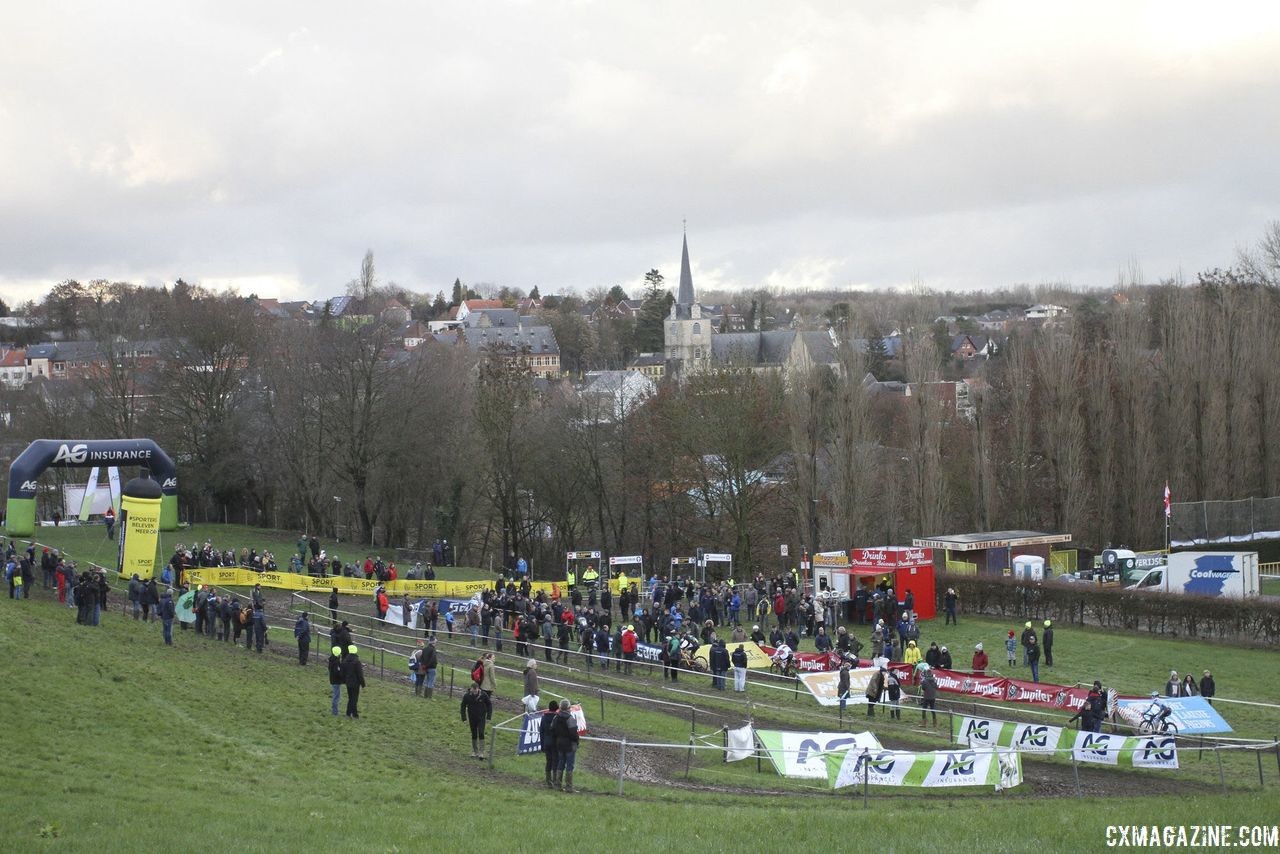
4,589,1279,852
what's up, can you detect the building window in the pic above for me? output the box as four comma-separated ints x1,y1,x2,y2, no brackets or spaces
693,322,701,335
694,347,702,358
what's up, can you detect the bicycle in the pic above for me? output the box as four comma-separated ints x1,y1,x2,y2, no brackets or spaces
769,656,797,679
1137,708,1179,736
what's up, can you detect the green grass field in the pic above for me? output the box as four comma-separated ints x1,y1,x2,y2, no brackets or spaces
4,591,1277,853
1262,576,1280,596
19,522,489,581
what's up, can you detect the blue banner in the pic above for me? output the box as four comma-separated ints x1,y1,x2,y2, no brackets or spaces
517,712,545,755
1115,696,1233,734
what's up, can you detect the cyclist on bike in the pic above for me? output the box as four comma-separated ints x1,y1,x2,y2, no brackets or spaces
771,641,795,675
1143,691,1173,731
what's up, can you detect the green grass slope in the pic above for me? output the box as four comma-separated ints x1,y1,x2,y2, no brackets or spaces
4,594,1279,853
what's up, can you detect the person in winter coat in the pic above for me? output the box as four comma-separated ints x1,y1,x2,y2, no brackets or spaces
1020,622,1037,665
919,669,939,726
522,659,541,712
328,588,340,623
837,661,852,711
479,652,497,697
294,612,311,665
1026,637,1040,683
1163,670,1182,697
751,624,766,644
1005,630,1017,667
924,642,941,669
159,588,176,645
328,645,345,715
731,644,749,692
938,645,953,670
620,625,638,674
708,638,730,691
885,668,902,719
1042,620,1055,667
865,668,885,717
1200,670,1216,704
903,640,922,667
1181,674,1199,696
971,643,989,674
538,698,559,787
460,683,493,758
343,645,366,718
813,626,832,653
550,699,580,792
420,638,439,698
871,624,885,660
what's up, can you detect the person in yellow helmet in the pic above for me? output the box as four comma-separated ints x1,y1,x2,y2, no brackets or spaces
343,645,365,718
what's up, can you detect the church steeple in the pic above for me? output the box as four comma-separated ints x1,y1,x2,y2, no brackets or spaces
677,230,695,309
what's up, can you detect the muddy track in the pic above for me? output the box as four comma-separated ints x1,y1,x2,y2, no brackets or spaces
255,588,1226,800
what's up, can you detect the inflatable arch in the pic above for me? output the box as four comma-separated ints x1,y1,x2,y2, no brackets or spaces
5,439,178,536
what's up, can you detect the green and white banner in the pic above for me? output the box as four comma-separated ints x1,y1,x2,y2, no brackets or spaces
951,714,1065,756
825,747,1023,790
1071,731,1180,769
755,730,882,779
950,716,1178,769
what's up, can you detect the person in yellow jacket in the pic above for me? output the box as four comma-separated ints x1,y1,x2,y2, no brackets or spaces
616,570,628,592
582,565,600,589
903,639,922,667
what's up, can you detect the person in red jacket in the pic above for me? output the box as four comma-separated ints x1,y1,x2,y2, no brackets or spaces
971,643,989,674
773,592,786,629
375,587,389,619
620,624,638,674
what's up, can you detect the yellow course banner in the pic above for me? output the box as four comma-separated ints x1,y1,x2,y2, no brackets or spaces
186,568,587,599
692,640,774,670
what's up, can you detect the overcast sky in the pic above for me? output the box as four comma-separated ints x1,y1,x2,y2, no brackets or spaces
2,1,1279,305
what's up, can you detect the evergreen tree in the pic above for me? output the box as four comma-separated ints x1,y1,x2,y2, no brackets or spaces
865,325,888,378
635,270,671,353
451,278,464,305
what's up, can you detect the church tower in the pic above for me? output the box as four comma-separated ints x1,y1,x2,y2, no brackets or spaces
665,231,712,374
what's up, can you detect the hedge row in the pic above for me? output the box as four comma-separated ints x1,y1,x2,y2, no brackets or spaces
938,573,1280,646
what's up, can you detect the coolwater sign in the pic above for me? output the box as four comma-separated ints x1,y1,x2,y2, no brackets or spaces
566,551,601,560
609,555,642,567
1185,554,1239,596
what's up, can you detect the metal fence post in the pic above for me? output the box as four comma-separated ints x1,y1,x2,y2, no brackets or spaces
1216,748,1226,793
488,724,496,770
685,735,694,780
1258,748,1265,788
618,738,627,795
599,688,605,724
1071,755,1082,797
449,667,455,698
691,707,697,733
862,748,869,809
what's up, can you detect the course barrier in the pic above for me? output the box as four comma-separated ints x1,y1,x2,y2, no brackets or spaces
187,567,629,598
